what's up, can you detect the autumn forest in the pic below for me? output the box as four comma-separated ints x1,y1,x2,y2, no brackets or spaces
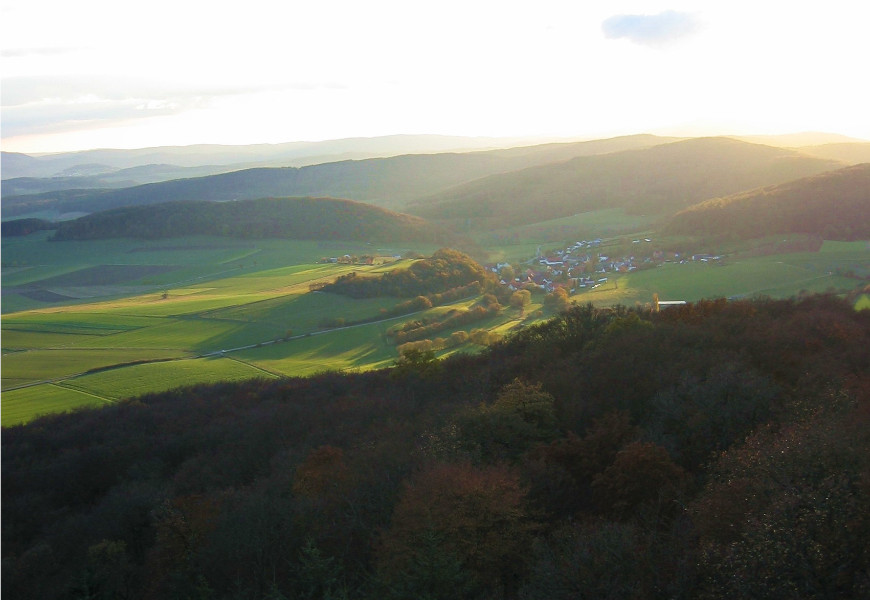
4,295,869,599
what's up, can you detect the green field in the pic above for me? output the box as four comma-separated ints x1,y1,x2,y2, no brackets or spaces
567,241,869,307
60,356,277,401
1,234,455,424
3,230,867,426
2,384,111,426
2,348,190,388
477,208,658,263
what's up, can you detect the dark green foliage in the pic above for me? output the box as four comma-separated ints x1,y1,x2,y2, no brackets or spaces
648,364,780,471
519,521,651,600
1,217,56,236
4,295,870,599
458,379,559,461
391,349,442,380
50,196,446,243
376,526,479,600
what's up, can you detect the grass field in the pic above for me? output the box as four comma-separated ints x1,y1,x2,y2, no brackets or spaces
1,234,450,424
2,348,190,389
477,208,658,263
3,229,867,426
60,356,277,401
572,243,868,307
1,384,111,427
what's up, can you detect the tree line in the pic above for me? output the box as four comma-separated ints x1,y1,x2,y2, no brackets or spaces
49,197,445,243
315,248,503,300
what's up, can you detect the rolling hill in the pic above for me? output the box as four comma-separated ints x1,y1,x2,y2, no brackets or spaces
2,135,677,219
664,163,870,240
792,143,870,165
49,196,450,244
408,137,844,230
1,134,548,178
1,163,249,197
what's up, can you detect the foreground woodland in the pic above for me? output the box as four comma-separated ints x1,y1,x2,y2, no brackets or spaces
3,294,869,599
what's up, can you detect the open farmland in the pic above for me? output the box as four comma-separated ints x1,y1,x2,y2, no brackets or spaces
564,246,867,308
1,384,109,425
3,229,867,426
1,234,477,425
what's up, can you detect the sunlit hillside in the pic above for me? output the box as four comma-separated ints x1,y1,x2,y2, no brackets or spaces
665,163,870,240
409,137,843,229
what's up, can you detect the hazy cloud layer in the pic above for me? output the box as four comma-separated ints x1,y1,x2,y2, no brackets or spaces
1,76,347,138
1,46,84,58
602,10,699,46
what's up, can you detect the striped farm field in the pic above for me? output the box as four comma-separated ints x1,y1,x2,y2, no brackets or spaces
58,356,277,401
2,234,445,424
1,348,191,389
236,320,399,376
1,384,112,427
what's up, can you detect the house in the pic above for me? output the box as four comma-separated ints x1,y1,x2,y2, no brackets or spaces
657,300,687,310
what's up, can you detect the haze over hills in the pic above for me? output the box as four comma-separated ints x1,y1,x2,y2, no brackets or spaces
789,143,870,166
2,135,678,218
48,196,450,244
409,137,845,230
0,134,573,180
665,163,870,241
1,163,242,197
734,132,869,147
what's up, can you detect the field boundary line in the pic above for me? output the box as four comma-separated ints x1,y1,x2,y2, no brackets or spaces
222,355,284,378
50,382,118,404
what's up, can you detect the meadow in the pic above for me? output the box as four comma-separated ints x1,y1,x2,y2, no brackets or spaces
2,230,867,426
1,234,468,425
569,239,868,307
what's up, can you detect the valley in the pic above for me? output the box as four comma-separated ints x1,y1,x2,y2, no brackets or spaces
2,134,869,427
3,229,867,426
7,3,870,596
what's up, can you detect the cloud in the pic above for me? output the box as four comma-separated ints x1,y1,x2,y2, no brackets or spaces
602,10,699,47
0,76,350,139
1,46,84,58
0,76,210,138
2,76,348,108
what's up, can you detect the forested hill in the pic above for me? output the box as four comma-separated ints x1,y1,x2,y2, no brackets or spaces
4,295,869,599
664,163,870,240
317,247,498,298
0,218,57,237
409,137,843,229
2,135,675,218
49,197,449,243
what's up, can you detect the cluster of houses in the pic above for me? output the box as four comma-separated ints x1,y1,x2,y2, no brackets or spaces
319,255,379,265
489,238,722,295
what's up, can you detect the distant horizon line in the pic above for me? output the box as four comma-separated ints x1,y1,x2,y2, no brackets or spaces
4,129,868,157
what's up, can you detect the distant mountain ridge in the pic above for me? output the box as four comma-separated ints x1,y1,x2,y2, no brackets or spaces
664,163,870,240
2,135,677,218
408,137,844,230
1,134,572,179
790,143,870,165
49,196,450,244
2,163,258,197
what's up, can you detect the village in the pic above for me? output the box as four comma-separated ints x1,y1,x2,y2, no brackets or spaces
488,237,721,295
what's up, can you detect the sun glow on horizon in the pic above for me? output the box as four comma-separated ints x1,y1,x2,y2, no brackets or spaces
3,1,869,154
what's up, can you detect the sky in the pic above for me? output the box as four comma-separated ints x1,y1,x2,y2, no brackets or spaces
2,0,869,154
